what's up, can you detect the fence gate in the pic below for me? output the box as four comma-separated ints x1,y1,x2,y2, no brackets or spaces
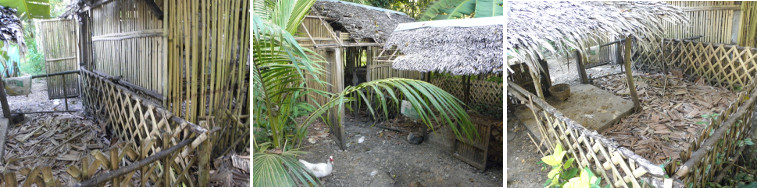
36,19,79,99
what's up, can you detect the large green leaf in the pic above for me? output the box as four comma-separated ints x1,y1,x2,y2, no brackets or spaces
419,0,502,21
0,0,50,19
473,0,502,18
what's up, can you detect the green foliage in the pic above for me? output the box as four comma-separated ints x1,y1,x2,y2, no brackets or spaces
418,0,502,20
542,144,604,188
0,0,50,19
19,19,44,75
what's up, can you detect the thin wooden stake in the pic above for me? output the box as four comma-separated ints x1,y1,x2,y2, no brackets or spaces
624,35,641,112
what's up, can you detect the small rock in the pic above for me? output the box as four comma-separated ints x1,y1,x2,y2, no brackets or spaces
407,132,423,145
409,181,423,187
308,137,316,144
358,136,365,143
370,170,378,177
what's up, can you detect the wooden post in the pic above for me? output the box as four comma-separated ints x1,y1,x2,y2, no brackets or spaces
198,121,211,187
624,35,641,112
574,50,589,84
464,75,471,104
615,40,623,65
0,77,10,118
538,58,552,96
327,47,346,150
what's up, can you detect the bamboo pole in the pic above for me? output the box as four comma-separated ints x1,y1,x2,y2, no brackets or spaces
623,35,641,112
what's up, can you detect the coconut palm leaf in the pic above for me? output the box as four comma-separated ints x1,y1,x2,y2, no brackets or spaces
253,150,320,187
300,78,479,142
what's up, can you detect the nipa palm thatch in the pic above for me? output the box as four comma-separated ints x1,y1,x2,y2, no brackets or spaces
507,1,688,74
385,17,504,76
312,0,415,43
0,6,24,48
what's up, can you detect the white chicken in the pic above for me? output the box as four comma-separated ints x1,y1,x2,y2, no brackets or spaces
299,156,334,178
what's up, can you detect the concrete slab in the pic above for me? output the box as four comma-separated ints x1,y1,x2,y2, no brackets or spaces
513,84,634,141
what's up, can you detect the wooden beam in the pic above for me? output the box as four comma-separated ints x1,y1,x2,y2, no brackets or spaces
538,58,552,94
144,0,163,20
623,36,641,112
575,50,589,84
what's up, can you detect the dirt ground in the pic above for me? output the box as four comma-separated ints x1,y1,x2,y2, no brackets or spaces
298,114,503,187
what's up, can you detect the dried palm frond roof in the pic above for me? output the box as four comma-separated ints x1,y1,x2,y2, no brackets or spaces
507,1,687,75
0,6,24,48
384,16,503,76
312,0,415,43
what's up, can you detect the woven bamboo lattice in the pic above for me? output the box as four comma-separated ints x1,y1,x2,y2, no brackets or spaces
431,77,502,113
80,69,210,185
0,166,61,186
66,136,208,187
634,40,757,186
508,81,677,187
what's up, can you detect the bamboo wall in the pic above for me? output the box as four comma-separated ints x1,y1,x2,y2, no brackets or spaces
662,1,740,44
738,2,757,47
90,0,164,97
35,19,80,99
164,0,250,157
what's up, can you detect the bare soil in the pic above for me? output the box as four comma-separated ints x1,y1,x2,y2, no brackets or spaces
298,114,503,187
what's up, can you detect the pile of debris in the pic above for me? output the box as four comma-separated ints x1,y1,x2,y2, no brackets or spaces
594,72,737,164
2,112,108,186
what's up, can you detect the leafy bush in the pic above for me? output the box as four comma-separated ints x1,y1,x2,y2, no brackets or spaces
541,144,604,188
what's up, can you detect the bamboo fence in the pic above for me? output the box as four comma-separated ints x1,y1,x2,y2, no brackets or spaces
35,19,80,99
634,40,757,186
510,39,757,187
80,68,211,186
662,1,739,44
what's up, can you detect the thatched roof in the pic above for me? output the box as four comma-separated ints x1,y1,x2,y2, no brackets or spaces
312,0,415,43
0,6,24,47
507,1,687,75
385,16,503,76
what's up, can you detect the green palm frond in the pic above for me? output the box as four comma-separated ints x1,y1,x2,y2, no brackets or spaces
253,150,320,187
301,78,479,142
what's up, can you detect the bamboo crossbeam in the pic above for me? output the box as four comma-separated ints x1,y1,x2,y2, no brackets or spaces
674,87,757,178
84,68,163,100
45,56,77,62
31,70,80,79
683,5,741,11
92,29,162,41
